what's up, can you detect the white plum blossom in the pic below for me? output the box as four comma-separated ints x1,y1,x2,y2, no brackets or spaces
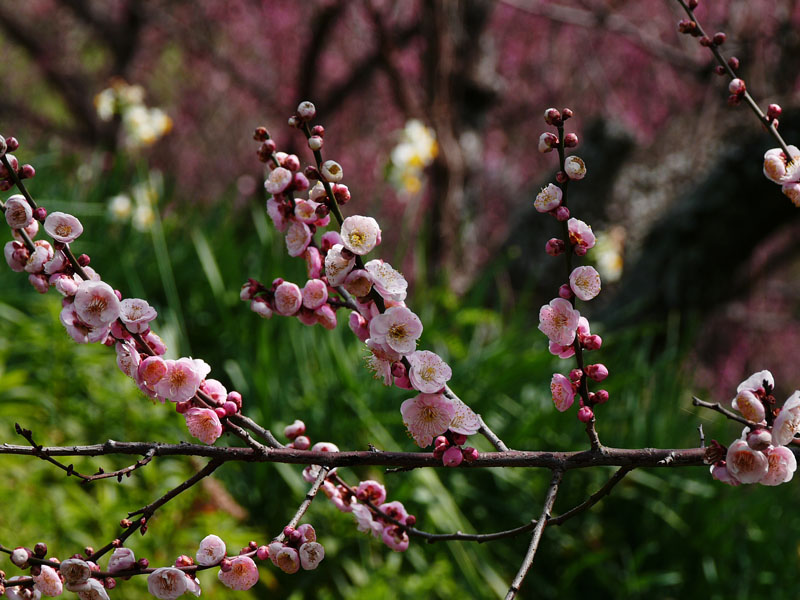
119,298,157,333
569,266,601,301
365,259,407,302
264,167,293,195
218,556,259,590
147,567,196,600
196,534,226,566
4,195,33,229
299,542,325,570
320,160,343,183
107,547,136,572
370,305,423,354
534,183,563,213
448,396,481,436
731,389,766,423
760,445,797,486
772,391,800,446
285,221,312,257
324,243,355,286
340,215,381,255
564,155,587,180
737,370,774,393
33,565,62,597
725,439,769,484
58,559,92,585
74,280,121,328
763,145,800,184
44,211,84,243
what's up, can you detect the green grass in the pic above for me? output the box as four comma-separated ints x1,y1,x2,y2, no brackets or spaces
1,152,799,599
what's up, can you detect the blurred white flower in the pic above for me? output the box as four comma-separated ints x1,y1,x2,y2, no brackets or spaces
389,120,438,194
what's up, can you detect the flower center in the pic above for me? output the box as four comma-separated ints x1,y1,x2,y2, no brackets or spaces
87,297,108,315
388,323,407,340
55,224,72,236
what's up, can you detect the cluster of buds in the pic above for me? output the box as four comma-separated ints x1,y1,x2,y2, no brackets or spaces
1,137,247,448
264,525,324,574
248,103,485,462
709,371,798,487
535,109,609,424
763,143,800,206
0,135,35,191
433,432,479,468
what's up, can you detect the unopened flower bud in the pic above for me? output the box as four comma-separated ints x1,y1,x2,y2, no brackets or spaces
33,207,47,222
583,334,603,350
595,389,609,404
6,137,19,152
699,35,712,47
175,555,193,568
287,115,300,128
0,135,6,156
727,94,741,107
712,32,726,45
296,101,316,121
292,435,311,450
308,135,323,151
84,547,94,557
175,400,191,414
311,125,325,137
585,363,609,382
219,558,232,572
442,445,463,467
452,432,467,446
137,558,149,569
253,127,269,142
564,133,578,147
577,406,594,423
767,104,782,121
538,132,558,153
120,519,133,528
574,244,588,257
78,254,90,267
544,108,561,125
545,238,566,256
678,19,697,34
558,284,573,299
714,65,726,76
34,543,47,558
688,0,698,8
257,546,270,560
20,164,35,179
462,447,479,462
333,183,350,205
728,78,746,95
11,547,31,568
321,160,343,183
434,435,449,449
554,206,570,221
283,154,301,172
569,368,583,382
727,56,740,70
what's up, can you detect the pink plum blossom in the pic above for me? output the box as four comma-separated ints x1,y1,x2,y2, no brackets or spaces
299,542,325,570
400,393,456,447
551,373,575,412
567,218,596,250
548,341,575,359
196,534,227,566
448,397,481,436
737,370,774,393
200,379,227,404
273,281,303,316
538,297,581,347
44,251,67,275
304,246,322,278
351,504,384,538
44,211,83,243
320,230,342,252
4,241,26,272
107,547,136,572
710,463,740,486
569,266,601,301
155,358,203,402
218,556,259,590
119,298,157,333
782,182,800,207
25,245,51,274
343,269,373,297
349,311,370,342
4,195,33,229
297,523,316,543
365,259,407,302
407,350,452,393
763,145,800,184
59,306,110,344
115,341,140,379
294,199,320,223
381,525,409,552
356,480,387,504
285,221,312,257
760,445,797,486
33,565,62,597
29,273,49,294
772,391,800,446
274,546,301,574
369,305,423,354
315,303,337,329
301,279,328,309
138,355,167,389
74,280,120,328
264,166,293,194
365,339,402,385
731,390,766,423
340,215,381,255
266,198,288,232
147,567,196,599
725,439,769,484
324,244,355,286
564,155,587,180
72,578,110,600
59,559,91,585
534,183,562,213
185,408,223,445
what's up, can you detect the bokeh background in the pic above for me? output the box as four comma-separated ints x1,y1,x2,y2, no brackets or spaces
2,0,800,598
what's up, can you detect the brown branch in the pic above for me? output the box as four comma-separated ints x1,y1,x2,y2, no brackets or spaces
692,396,762,429
0,439,708,470
505,469,563,599
14,423,91,482
275,466,329,543
82,448,156,483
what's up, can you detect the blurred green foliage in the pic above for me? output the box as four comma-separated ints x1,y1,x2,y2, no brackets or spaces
1,152,799,600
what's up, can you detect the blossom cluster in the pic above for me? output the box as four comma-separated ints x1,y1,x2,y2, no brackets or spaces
284,421,414,553
95,79,173,149
709,370,798,486
535,109,609,424
763,145,800,207
245,102,483,462
1,137,246,448
388,119,438,194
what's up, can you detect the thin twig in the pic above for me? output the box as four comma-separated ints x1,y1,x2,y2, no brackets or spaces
14,423,91,481
505,469,563,599
443,385,510,451
692,396,762,429
275,466,329,543
82,448,156,483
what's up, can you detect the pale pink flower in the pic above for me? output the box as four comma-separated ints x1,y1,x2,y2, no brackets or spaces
567,218,596,250
107,547,136,572
564,155,587,180
381,525,409,552
407,350,452,393
273,281,302,316
4,241,26,272
302,278,328,309
548,341,575,359
343,269,373,297
736,370,774,393
25,245,51,274
320,229,342,250
51,273,79,296
324,243,355,286
365,339,401,385
763,145,800,184
72,578,110,600
356,480,387,504
569,266,601,301
349,311,370,342
44,251,67,275
351,504,384,538
147,567,193,600
193,358,211,381
119,298,157,333
59,306,110,344
33,565,62,597
299,542,325,570
138,355,168,389
59,559,91,585
538,297,581,346
772,391,800,446
74,280,120,328
534,183,562,213
400,393,456,447
448,397,481,436
6,577,41,600
538,132,556,153
320,160,343,183
115,341,140,379
12,218,39,243
315,304,337,330
710,463,740,486
782,182,800,207
264,166,293,195
297,523,316,543
274,546,301,574
155,358,202,402
250,297,273,318
551,373,575,412
200,379,227,404
294,199,321,223
731,390,766,423
44,211,83,243
185,408,223,445
4,195,33,229
760,445,797,486
365,259,407,302
284,419,306,439
340,215,381,255
285,221,312,257
304,246,322,279
726,439,769,484
29,273,49,294
196,534,226,566
370,305,423,354
218,556,259,590
266,198,288,232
